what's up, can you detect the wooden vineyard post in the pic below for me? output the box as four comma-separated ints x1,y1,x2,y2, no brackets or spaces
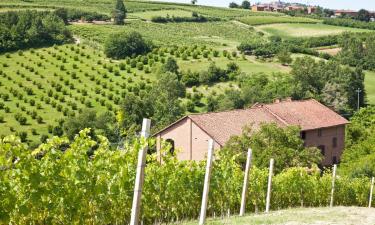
199,139,215,225
369,177,374,208
240,149,253,216
130,119,151,225
330,164,337,208
265,158,274,213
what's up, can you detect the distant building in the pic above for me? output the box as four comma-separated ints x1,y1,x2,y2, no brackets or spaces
252,5,266,12
334,10,358,17
307,6,317,14
155,99,349,166
284,5,305,11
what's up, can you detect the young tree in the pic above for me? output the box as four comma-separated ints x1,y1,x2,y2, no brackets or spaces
241,0,251,9
161,57,179,76
113,0,126,25
277,49,293,66
104,31,152,59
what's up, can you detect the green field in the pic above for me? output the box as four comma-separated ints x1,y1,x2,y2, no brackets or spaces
238,15,320,26
130,9,194,20
257,23,373,38
365,71,375,105
180,207,375,225
69,20,262,47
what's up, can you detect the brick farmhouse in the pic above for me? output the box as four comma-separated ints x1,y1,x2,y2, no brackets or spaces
154,99,349,166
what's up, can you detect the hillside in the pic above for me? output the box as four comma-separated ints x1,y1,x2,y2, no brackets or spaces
0,0,375,146
181,207,375,225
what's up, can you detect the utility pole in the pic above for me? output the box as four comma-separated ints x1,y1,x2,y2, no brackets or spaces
356,88,362,111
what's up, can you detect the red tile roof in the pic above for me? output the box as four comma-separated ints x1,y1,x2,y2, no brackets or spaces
154,99,349,146
260,99,349,131
189,107,284,146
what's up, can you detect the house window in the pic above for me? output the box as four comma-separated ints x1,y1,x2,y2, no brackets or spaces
317,129,322,137
301,131,306,140
166,139,175,155
332,137,337,148
318,145,325,156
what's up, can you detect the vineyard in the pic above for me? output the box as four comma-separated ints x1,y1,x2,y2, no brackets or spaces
0,130,373,224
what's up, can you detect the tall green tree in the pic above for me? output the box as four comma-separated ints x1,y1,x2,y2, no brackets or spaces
241,0,251,9
222,124,322,173
229,2,239,8
118,93,153,137
150,72,186,131
113,0,126,25
337,33,365,67
63,109,118,142
341,106,375,178
356,9,370,22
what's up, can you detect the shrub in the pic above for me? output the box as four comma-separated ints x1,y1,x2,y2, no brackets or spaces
36,116,43,124
31,128,38,135
104,32,153,59
40,134,49,143
136,62,144,71
16,131,27,142
0,115,4,123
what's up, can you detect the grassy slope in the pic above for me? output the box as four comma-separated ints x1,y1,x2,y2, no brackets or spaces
257,23,373,38
180,207,375,225
0,44,154,143
130,9,193,20
1,0,375,144
0,0,281,17
0,42,286,143
238,15,320,26
69,20,261,47
365,71,375,105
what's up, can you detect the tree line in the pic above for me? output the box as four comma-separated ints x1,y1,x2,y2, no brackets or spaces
150,12,220,23
324,18,375,30
0,10,72,53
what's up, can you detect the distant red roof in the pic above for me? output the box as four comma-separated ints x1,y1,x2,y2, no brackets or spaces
154,99,349,146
